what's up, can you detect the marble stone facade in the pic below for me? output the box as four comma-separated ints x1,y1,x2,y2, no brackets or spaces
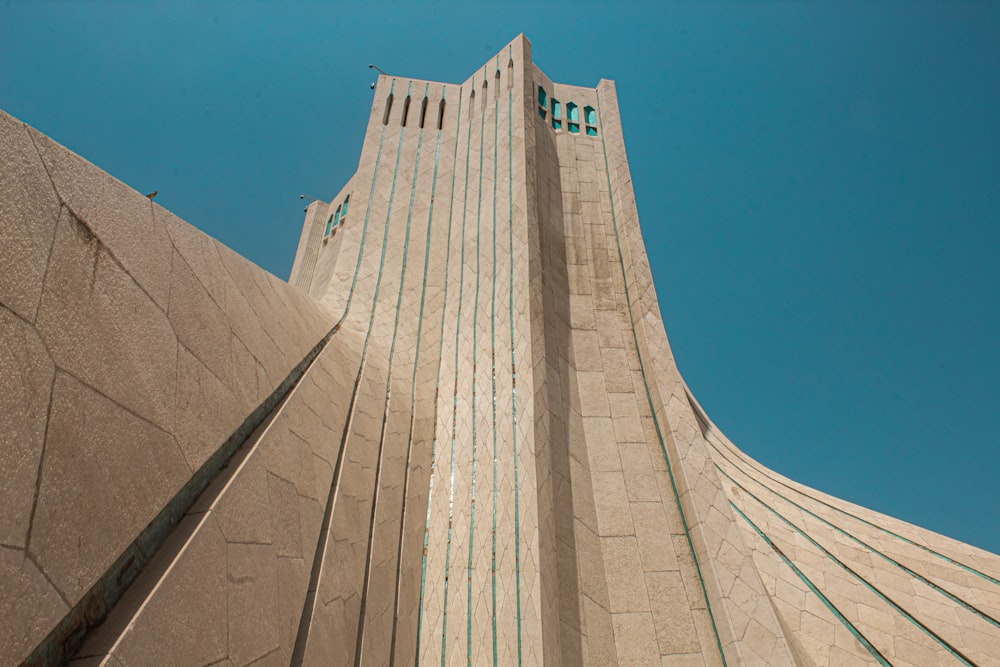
2,34,998,666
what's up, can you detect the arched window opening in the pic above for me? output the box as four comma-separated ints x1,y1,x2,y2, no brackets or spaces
469,89,475,118
495,70,500,99
507,60,514,90
481,80,487,111
401,95,411,127
584,106,598,136
567,102,580,133
324,214,334,238
382,94,394,125
341,194,350,218
437,98,446,130
419,96,429,128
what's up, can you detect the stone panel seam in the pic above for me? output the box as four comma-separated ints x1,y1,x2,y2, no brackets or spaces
709,440,1000,633
389,85,445,665
732,503,891,666
25,312,341,665
593,90,728,665
355,79,424,663
293,81,405,663
23,126,69,324
26,147,170,326
415,86,464,666
725,469,977,665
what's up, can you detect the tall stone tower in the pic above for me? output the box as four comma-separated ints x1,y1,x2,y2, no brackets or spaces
3,34,998,666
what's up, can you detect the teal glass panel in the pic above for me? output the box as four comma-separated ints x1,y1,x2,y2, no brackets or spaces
538,107,546,119
341,196,349,216
586,126,597,136
551,99,561,118
324,216,333,236
568,123,580,134
552,119,562,130
584,106,596,124
538,86,547,106
333,204,342,227
567,103,579,122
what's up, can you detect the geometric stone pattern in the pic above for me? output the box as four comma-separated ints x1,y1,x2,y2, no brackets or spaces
2,34,997,666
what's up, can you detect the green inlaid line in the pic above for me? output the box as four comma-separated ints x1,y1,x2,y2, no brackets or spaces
508,65,523,666
415,86,464,667
731,503,892,666
394,91,441,662
355,80,425,665
334,79,393,328
594,95,728,666
707,440,1000,632
343,84,408,662
467,66,487,667
441,76,476,667
490,55,500,667
724,468,977,665
292,77,405,666
712,435,1000,589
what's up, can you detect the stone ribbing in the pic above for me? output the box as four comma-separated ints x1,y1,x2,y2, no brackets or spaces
3,33,1000,667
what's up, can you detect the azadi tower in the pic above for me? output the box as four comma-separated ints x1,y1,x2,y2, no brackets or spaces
2,35,999,667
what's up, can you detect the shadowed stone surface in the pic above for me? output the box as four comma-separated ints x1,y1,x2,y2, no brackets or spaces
29,373,190,602
0,307,54,548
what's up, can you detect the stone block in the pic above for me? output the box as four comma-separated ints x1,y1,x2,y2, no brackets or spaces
0,112,60,322
0,547,68,665
36,209,178,432
30,129,173,310
0,308,54,547
30,373,190,602
109,517,229,666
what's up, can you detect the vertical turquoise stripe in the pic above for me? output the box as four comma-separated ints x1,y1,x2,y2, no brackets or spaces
441,77,476,667
507,56,522,666
332,79,393,329
731,503,892,666
355,79,425,662
594,95,728,665
342,79,407,662
467,67,487,667
299,75,406,663
394,83,443,666
289,79,394,666
490,55,500,667
415,86,463,667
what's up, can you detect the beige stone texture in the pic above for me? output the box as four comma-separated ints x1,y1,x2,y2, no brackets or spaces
0,111,60,322
31,372,190,602
0,307,54,548
3,33,999,667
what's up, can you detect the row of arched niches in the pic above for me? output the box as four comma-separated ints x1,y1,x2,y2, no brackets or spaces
376,62,598,137
537,86,599,136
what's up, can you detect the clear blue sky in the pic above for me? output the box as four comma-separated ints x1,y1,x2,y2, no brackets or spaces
3,2,998,554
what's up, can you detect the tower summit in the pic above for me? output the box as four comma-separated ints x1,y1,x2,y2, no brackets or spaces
3,34,999,666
